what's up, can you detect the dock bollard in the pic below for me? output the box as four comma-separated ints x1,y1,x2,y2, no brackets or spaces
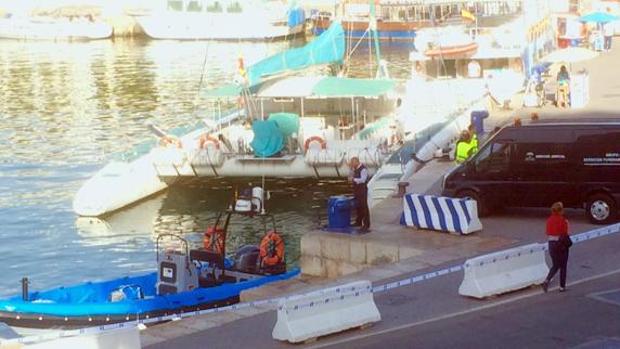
21,277,29,301
393,182,410,198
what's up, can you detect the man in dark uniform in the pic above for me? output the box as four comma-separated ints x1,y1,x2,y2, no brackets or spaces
350,157,370,232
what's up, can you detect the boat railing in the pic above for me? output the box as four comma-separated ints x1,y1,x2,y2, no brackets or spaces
110,108,244,163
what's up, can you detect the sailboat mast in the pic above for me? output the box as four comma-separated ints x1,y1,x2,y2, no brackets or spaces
369,0,383,77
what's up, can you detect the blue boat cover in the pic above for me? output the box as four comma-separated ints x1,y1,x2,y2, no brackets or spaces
250,120,285,157
268,113,300,137
247,22,345,86
0,269,299,317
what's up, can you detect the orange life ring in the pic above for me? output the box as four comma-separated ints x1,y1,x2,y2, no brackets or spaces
304,136,326,152
259,230,285,267
199,134,220,150
203,226,225,254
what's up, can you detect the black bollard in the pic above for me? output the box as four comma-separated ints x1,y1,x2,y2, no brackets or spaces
21,277,29,301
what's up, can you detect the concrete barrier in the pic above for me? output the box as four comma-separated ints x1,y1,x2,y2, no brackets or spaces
272,280,381,343
14,326,141,349
401,194,482,235
459,243,549,299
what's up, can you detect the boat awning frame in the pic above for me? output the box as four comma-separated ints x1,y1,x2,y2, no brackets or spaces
203,76,397,100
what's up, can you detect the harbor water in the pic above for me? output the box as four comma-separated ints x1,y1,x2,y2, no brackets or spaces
0,37,413,297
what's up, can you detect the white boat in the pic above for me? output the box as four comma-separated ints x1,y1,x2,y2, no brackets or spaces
0,15,112,41
135,0,306,41
73,22,408,216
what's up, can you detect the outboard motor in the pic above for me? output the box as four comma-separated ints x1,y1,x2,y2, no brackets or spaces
156,235,199,295
233,245,260,274
234,186,265,214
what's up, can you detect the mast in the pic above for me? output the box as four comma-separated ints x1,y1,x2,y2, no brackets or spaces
369,0,389,78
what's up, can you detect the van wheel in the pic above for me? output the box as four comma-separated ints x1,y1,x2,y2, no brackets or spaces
586,194,617,225
457,190,489,217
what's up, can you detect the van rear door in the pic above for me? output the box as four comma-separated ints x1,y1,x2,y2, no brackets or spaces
574,127,620,203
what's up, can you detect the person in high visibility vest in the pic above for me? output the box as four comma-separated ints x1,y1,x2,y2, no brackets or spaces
455,130,476,164
468,124,479,152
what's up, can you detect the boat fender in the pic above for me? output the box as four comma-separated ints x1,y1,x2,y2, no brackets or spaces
199,134,221,150
259,230,285,267
203,226,225,254
304,136,326,153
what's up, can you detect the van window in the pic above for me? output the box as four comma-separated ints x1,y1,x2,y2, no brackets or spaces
475,142,512,173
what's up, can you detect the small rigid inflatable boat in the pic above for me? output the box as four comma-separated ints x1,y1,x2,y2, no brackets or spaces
0,197,297,329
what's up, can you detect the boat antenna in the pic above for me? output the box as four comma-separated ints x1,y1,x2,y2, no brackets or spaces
261,173,266,215
193,41,211,117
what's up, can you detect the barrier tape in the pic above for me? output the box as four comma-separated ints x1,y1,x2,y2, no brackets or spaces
3,222,620,345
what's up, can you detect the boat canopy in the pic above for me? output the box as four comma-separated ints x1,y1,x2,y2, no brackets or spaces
247,21,345,86
311,77,395,98
203,21,345,98
205,76,396,99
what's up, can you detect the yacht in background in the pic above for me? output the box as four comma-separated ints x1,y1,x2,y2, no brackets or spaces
135,0,306,41
0,13,112,41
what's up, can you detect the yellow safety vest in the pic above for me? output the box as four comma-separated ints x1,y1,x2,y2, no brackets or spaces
471,133,479,150
455,141,476,164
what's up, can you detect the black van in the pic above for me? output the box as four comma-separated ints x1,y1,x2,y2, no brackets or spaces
442,122,620,224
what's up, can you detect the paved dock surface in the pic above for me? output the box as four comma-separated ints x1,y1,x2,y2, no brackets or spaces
143,39,620,348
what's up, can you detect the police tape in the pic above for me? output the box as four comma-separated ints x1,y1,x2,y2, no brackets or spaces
4,222,620,346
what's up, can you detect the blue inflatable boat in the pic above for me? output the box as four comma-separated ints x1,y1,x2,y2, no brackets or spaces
0,208,297,329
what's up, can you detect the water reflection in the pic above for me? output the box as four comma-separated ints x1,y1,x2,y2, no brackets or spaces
0,37,412,297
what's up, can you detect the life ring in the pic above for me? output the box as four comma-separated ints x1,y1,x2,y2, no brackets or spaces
259,230,285,267
304,136,326,152
199,134,220,150
203,226,225,254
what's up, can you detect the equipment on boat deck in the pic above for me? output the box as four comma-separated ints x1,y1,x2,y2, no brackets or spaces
234,186,265,214
156,234,199,295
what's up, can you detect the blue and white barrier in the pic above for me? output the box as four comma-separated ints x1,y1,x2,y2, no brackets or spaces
459,243,549,299
401,194,483,235
272,280,381,343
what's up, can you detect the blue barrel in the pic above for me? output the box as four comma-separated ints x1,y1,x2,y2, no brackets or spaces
470,110,489,135
327,196,352,229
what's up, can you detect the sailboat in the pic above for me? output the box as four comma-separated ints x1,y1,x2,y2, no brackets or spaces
73,20,404,217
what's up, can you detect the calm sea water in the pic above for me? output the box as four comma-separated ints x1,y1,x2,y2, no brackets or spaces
0,37,412,297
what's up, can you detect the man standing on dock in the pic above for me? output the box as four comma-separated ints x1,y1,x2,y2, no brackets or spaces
350,157,370,233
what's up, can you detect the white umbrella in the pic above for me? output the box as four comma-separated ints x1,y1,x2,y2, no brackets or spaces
541,47,599,64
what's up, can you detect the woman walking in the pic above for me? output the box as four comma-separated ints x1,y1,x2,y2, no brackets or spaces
542,202,572,293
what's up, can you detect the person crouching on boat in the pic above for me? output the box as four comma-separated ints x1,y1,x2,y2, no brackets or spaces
349,157,370,233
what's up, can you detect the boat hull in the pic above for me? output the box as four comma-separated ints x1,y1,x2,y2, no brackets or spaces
136,13,304,41
0,296,237,329
0,269,299,329
425,42,479,59
0,18,112,41
312,18,416,41
72,156,169,217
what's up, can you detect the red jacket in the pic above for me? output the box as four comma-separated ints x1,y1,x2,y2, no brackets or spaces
546,213,569,236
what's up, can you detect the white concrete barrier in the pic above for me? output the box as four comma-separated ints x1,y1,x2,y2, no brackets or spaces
459,243,549,299
272,280,381,343
24,326,141,349
401,194,482,235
